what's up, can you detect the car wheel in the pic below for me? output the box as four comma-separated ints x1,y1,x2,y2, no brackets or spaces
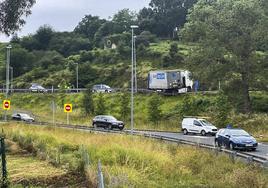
119,127,124,131
201,130,206,136
108,124,113,130
183,129,188,135
215,140,220,147
93,123,97,129
229,142,234,150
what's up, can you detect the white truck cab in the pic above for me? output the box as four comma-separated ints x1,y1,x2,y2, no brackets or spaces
182,117,218,136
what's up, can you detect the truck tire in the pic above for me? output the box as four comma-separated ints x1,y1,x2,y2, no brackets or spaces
201,130,206,136
183,129,188,135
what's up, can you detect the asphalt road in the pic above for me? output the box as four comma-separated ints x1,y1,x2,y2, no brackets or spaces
132,131,268,160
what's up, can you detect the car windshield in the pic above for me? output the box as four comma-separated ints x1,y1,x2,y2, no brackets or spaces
103,85,110,89
105,116,117,121
230,129,250,137
200,120,214,127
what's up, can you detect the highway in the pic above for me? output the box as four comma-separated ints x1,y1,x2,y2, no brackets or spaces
4,120,268,165
129,130,268,161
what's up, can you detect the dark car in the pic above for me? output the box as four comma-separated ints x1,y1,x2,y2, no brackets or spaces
215,128,258,151
12,113,35,123
92,115,124,130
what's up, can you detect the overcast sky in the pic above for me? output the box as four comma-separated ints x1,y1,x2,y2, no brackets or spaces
0,0,150,42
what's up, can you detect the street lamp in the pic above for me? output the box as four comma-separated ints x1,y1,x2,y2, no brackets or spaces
6,45,12,98
5,44,12,121
134,36,137,93
10,66,13,93
74,63,79,93
130,25,139,134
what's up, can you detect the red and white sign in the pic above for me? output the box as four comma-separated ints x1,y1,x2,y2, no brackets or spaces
64,104,72,113
3,100,10,110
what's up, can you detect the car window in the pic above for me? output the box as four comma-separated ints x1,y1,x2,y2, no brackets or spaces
194,120,202,126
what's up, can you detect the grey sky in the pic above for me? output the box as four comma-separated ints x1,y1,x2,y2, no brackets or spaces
0,0,150,42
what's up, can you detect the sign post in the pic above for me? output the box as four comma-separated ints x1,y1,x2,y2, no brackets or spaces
64,104,72,125
3,100,10,121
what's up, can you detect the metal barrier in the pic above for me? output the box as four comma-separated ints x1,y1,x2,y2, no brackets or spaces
98,160,105,188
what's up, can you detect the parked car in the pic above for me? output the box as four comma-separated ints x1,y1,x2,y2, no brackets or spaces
182,117,218,136
29,84,47,92
215,128,258,151
12,113,35,122
92,115,124,130
92,84,113,93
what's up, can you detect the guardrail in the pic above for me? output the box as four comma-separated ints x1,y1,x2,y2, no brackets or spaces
2,120,267,168
0,88,219,95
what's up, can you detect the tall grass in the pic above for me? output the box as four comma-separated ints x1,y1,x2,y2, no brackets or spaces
2,123,268,188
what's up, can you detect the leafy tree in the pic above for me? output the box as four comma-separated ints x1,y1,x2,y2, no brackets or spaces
81,89,94,115
34,25,54,50
0,0,36,35
95,93,106,115
119,92,130,121
112,9,137,33
181,0,268,113
10,47,35,77
74,15,106,41
147,94,162,124
138,0,197,37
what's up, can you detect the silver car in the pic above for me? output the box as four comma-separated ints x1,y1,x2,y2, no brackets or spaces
12,113,35,122
92,84,113,93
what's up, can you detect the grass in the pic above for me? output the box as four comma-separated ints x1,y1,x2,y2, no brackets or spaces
5,140,86,187
1,92,268,141
1,122,268,187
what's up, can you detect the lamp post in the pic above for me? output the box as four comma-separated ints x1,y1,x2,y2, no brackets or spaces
6,45,11,98
5,45,12,121
10,66,13,93
74,63,78,93
134,36,137,93
130,25,139,134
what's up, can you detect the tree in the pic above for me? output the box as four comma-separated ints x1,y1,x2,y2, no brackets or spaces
147,94,162,124
74,15,106,41
34,25,54,50
112,9,137,33
181,0,268,113
138,0,197,38
119,92,130,121
95,93,106,115
214,91,231,128
0,0,36,35
81,89,94,115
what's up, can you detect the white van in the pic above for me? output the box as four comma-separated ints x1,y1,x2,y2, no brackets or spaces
181,117,218,136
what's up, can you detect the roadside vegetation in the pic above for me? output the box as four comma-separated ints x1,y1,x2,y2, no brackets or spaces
2,123,268,187
1,91,267,141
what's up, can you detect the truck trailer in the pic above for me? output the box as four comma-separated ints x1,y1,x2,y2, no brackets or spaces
148,70,193,93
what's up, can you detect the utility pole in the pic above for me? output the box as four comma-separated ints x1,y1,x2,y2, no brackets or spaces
74,63,79,93
130,25,139,134
134,36,137,93
10,67,13,93
5,45,12,121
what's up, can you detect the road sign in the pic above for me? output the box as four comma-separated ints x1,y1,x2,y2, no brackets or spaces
3,100,10,110
64,104,72,113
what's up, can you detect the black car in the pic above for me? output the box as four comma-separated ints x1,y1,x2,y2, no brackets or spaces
215,128,258,151
92,115,124,130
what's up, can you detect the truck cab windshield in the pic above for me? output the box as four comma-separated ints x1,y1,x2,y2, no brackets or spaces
200,120,214,127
